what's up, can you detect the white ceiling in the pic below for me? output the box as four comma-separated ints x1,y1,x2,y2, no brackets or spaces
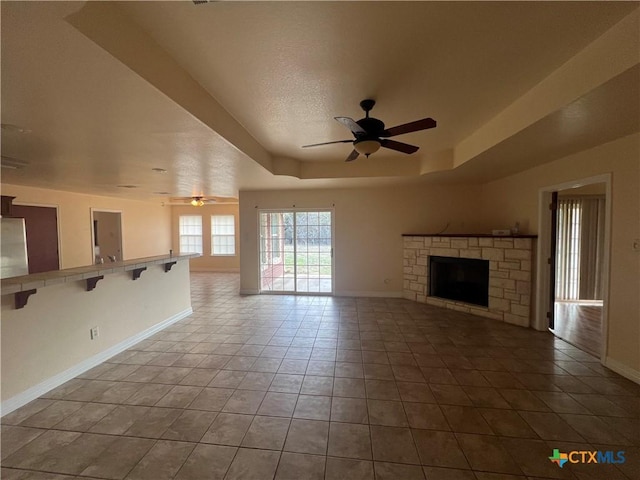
1,1,638,201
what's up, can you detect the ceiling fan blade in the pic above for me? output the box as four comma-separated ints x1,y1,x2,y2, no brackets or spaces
335,117,366,135
302,139,353,148
345,150,359,162
381,118,437,137
380,139,419,154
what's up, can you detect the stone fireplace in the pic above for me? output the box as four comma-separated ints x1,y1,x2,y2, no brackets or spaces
403,234,536,327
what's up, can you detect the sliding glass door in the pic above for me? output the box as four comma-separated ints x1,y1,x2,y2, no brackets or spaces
259,210,333,294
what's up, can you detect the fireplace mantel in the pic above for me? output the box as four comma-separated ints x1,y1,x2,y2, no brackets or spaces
402,233,537,238
403,235,536,327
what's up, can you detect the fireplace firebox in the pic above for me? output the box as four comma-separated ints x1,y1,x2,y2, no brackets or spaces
429,256,489,307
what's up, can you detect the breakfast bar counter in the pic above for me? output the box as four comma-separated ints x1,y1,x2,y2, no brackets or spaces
1,253,198,414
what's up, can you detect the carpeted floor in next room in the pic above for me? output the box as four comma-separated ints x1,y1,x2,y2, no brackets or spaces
1,272,638,480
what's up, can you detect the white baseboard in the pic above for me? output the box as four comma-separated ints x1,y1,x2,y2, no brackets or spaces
239,290,403,298
604,356,640,385
191,268,240,273
334,290,404,298
1,307,193,417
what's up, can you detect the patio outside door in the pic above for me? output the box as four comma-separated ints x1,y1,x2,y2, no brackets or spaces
259,210,333,293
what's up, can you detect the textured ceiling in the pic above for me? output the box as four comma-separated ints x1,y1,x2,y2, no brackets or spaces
1,1,638,200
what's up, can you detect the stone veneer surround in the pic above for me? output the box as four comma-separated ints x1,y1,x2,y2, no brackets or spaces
403,235,536,327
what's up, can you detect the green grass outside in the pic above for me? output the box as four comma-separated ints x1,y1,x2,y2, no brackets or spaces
283,246,332,275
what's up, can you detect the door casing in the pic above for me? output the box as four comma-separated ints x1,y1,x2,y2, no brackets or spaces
535,174,611,362
91,209,123,264
12,203,61,273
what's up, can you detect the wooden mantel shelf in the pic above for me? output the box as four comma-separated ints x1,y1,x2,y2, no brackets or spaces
1,253,199,309
402,233,538,238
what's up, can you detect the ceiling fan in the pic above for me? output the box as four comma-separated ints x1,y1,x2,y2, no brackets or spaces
168,195,236,207
302,99,437,162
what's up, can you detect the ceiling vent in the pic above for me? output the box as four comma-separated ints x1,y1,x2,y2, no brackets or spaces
1,156,29,170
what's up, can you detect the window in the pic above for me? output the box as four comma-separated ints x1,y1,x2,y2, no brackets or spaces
179,215,203,254
212,215,235,255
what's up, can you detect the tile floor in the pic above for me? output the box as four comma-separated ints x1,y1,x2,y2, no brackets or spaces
2,272,638,480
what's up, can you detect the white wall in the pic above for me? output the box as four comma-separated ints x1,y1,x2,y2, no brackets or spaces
1,260,192,407
239,184,485,296
481,133,640,377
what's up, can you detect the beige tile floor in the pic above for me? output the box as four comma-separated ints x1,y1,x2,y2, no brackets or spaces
2,272,638,480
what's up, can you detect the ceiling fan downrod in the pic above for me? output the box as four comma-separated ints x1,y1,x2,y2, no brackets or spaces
360,99,376,118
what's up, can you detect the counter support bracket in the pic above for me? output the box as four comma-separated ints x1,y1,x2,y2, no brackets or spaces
132,267,147,280
15,289,37,309
86,276,104,291
163,261,177,273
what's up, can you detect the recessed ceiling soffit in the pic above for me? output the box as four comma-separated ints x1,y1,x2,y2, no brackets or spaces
66,3,639,182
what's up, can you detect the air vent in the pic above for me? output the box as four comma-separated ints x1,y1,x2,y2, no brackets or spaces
193,0,209,4
1,124,31,134
117,185,138,189
1,156,29,169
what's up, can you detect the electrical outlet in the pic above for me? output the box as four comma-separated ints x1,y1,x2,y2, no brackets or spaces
90,326,99,340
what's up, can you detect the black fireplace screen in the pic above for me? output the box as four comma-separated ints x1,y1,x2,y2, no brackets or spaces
429,256,489,307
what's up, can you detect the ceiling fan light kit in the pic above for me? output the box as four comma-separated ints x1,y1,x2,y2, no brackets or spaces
354,139,381,156
190,196,205,207
302,99,437,162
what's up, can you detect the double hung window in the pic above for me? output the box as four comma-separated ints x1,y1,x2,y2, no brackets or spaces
179,215,203,254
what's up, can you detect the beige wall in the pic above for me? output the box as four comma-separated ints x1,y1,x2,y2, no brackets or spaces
480,133,640,374
1,260,192,404
239,184,485,295
1,184,171,269
171,203,240,272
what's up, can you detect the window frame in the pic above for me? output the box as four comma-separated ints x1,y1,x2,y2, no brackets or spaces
211,214,236,256
178,215,203,255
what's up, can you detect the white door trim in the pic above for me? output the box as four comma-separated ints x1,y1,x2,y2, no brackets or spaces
90,208,124,264
535,173,612,362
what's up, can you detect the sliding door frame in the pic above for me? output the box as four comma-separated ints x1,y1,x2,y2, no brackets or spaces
257,208,335,295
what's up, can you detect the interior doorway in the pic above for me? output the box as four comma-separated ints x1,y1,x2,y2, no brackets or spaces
259,209,333,294
536,175,610,360
92,210,123,264
551,184,606,356
12,204,60,274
